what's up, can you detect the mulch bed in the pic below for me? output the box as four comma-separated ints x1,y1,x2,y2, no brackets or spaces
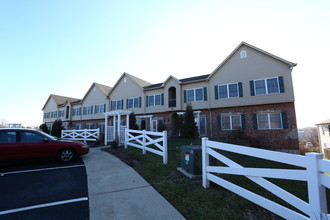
101,147,142,167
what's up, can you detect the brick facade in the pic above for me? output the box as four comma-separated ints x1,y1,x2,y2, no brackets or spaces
148,102,299,151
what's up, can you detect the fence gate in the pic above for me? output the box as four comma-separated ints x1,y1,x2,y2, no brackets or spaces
202,138,330,220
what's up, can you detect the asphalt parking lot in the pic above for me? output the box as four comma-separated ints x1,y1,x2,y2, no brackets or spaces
0,158,89,220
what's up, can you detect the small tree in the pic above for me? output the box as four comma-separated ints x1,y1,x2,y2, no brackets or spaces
51,120,63,138
39,123,50,134
182,104,198,139
129,112,139,130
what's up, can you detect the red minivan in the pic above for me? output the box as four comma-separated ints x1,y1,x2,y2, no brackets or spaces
0,128,89,162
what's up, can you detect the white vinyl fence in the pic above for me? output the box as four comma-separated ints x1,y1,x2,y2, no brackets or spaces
202,138,330,220
125,128,168,164
61,129,100,143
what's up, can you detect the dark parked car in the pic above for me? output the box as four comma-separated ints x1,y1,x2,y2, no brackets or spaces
0,128,89,162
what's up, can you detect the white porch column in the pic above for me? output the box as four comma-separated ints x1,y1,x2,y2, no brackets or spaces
104,114,108,145
113,115,116,140
117,112,121,140
126,114,129,129
149,116,153,131
195,111,201,136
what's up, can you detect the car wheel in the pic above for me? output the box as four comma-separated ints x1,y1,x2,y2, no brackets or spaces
58,148,76,162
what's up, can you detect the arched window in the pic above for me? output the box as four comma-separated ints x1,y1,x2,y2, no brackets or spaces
168,87,176,107
66,106,70,119
240,50,247,58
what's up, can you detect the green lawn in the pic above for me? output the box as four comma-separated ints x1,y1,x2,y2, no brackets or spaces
109,139,328,220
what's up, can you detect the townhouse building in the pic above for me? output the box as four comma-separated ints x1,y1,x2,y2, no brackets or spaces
42,42,299,150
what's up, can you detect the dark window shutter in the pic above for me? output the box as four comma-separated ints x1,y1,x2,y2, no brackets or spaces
91,105,93,114
252,114,258,130
203,87,207,101
126,99,129,109
281,112,288,129
238,82,243,97
279,76,285,93
139,97,142,108
250,80,255,96
161,94,164,105
104,104,106,112
184,90,187,103
217,115,222,130
121,99,124,110
241,114,246,129
214,85,219,100
146,96,149,107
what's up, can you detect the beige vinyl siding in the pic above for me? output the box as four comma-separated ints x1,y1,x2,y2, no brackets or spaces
182,81,209,110
145,88,164,114
209,45,295,109
82,85,108,120
163,77,182,112
43,98,59,123
109,75,145,114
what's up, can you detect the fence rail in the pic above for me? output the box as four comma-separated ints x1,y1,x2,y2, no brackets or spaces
61,129,100,143
202,138,330,220
125,128,168,164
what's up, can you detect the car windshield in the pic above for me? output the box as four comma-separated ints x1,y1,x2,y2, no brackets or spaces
38,130,58,141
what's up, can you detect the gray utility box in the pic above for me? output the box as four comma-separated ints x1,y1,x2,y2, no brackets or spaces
180,145,202,175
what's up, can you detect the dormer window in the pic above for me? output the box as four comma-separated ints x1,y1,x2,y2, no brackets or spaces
240,50,247,58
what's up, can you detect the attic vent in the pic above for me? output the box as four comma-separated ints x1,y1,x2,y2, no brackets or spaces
124,77,127,83
240,50,247,58
93,86,96,92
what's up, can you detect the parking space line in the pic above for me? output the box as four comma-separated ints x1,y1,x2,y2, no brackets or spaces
0,164,85,176
0,197,88,215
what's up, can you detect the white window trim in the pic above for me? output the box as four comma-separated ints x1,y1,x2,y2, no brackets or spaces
254,77,280,95
127,97,140,109
218,82,239,99
257,113,283,130
95,104,105,114
221,115,242,130
111,100,122,110
187,87,204,102
148,94,161,106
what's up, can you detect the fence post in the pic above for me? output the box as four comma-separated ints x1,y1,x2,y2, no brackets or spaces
163,131,168,164
124,128,128,149
306,153,327,219
142,130,146,155
61,130,64,139
202,137,209,188
83,129,87,143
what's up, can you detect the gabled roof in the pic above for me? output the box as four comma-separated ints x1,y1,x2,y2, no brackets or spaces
108,72,152,96
316,119,330,125
207,41,297,80
143,74,211,90
42,94,80,110
179,74,210,83
82,82,112,102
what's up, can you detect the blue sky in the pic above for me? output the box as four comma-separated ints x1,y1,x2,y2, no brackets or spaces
0,0,329,128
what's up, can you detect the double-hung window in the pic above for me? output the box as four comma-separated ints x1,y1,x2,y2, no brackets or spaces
83,106,93,115
111,100,123,110
251,76,284,96
184,87,207,103
58,110,64,117
147,94,161,106
221,115,242,130
256,113,283,129
216,82,242,99
95,104,105,114
72,107,81,116
127,97,141,109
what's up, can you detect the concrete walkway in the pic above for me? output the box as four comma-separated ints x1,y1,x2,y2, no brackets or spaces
83,147,185,220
